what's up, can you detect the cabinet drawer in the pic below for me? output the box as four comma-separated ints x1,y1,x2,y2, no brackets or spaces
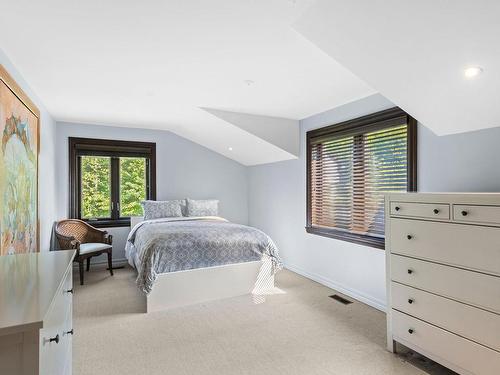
40,268,72,375
54,306,72,375
390,202,450,220
392,310,500,375
391,255,500,314
453,204,500,225
44,269,72,329
391,282,500,352
390,218,500,276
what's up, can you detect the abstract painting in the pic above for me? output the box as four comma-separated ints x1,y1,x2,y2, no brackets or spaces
0,65,39,254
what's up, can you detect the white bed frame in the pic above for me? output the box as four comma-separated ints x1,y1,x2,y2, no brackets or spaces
130,216,277,313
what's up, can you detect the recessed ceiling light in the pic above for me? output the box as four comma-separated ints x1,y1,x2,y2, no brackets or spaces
464,66,483,79
244,80,255,86
228,147,233,151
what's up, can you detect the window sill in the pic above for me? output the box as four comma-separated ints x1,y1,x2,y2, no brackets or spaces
305,226,385,250
82,218,131,228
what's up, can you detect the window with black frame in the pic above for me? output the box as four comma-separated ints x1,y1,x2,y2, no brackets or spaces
306,108,417,249
69,137,156,227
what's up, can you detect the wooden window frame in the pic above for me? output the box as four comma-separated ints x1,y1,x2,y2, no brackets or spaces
305,107,417,249
69,137,156,227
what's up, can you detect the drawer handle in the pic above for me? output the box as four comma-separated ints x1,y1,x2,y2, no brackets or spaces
395,206,401,211
408,298,414,304
49,334,59,344
407,235,412,240
65,288,73,294
461,210,468,216
407,269,413,274
65,329,74,336
433,208,439,214
408,329,414,334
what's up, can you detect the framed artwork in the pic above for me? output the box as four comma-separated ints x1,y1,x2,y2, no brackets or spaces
0,64,40,254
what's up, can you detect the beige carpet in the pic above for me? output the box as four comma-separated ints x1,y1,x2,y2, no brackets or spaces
73,265,455,375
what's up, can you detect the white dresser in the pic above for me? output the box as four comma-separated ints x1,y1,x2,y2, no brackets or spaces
0,250,75,375
385,193,500,375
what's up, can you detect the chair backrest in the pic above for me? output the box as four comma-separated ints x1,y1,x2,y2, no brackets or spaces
55,219,100,248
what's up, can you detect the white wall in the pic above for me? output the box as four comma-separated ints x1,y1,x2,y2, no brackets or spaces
419,124,500,192
55,121,249,264
248,94,393,310
0,49,58,252
248,93,500,311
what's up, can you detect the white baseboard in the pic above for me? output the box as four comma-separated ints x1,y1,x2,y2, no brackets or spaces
284,262,387,312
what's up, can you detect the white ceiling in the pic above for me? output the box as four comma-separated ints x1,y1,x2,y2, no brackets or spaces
202,108,300,156
0,0,375,165
294,0,500,136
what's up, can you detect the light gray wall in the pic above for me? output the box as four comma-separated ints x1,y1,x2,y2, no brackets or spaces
56,122,249,263
0,49,58,252
248,94,394,310
419,124,500,192
248,93,500,311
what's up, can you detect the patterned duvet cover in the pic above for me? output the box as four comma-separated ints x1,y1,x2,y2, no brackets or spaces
125,217,282,293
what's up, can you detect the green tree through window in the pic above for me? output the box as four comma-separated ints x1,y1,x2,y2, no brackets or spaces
81,156,111,219
70,138,155,227
120,157,146,217
80,156,147,219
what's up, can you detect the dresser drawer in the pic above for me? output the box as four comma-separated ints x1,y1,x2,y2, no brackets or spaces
55,306,72,375
390,218,500,276
40,268,72,375
453,204,500,225
391,282,500,352
44,269,72,329
392,310,500,375
390,201,450,220
391,255,500,314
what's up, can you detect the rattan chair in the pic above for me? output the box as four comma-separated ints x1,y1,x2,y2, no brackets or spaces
55,219,113,285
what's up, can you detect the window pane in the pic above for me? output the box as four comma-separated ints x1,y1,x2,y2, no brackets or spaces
120,157,147,217
81,156,111,219
309,124,408,239
311,136,354,232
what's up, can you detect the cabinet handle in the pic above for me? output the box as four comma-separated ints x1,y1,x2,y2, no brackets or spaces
407,235,412,240
395,206,400,211
461,210,468,216
408,329,414,334
65,329,74,336
408,298,414,304
49,334,59,344
433,209,439,214
65,288,73,294
407,269,413,274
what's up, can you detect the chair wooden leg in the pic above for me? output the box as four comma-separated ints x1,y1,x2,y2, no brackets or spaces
79,261,84,285
107,250,113,276
86,258,91,272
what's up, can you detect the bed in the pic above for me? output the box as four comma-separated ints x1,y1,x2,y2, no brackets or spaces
125,216,282,312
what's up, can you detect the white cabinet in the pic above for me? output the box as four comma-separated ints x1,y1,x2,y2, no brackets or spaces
386,193,500,375
0,250,75,375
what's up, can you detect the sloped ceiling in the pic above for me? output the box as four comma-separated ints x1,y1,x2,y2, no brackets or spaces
201,108,299,157
295,0,500,135
0,0,375,165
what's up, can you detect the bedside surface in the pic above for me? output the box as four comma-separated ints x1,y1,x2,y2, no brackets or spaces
0,250,76,335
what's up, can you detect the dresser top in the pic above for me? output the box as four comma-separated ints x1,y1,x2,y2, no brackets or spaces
0,250,75,335
386,192,500,204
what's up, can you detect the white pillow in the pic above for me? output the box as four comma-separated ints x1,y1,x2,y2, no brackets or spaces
186,199,219,217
